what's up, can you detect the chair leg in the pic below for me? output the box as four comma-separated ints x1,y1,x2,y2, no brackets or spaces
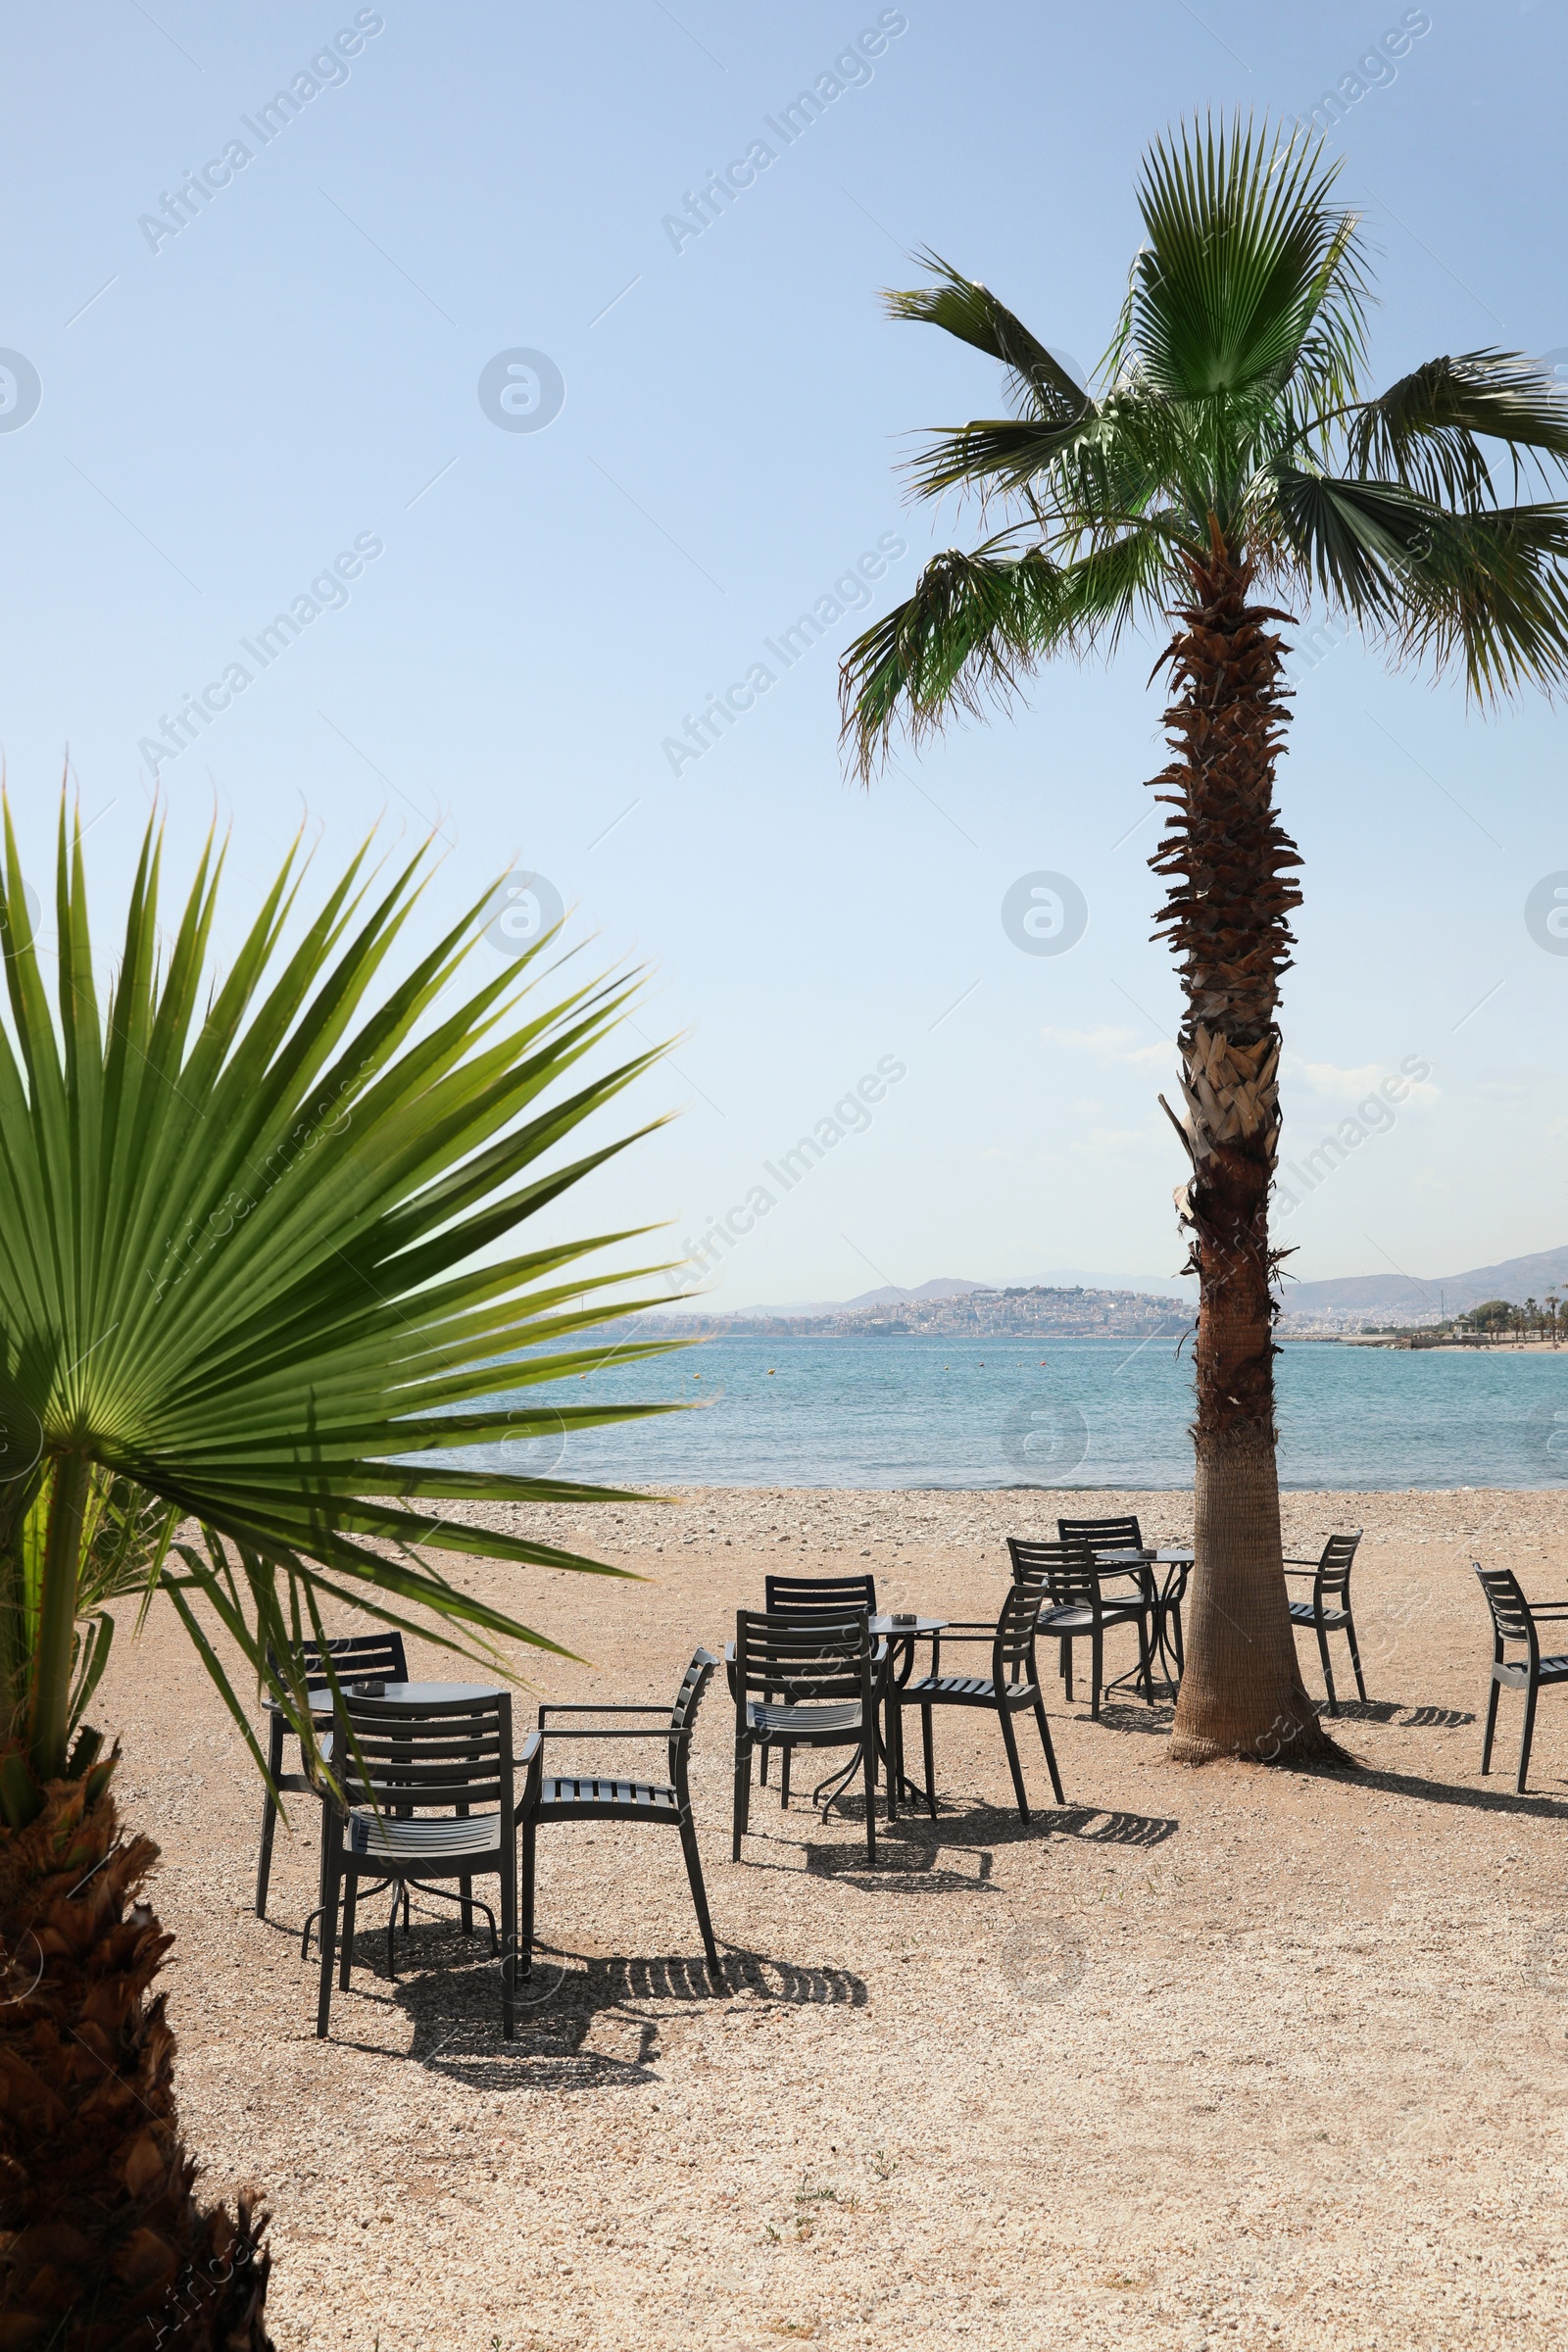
732,1728,753,1860
385,1879,399,1982
678,1813,721,1983
1481,1674,1501,1774
921,1706,937,1822
1315,1617,1338,1715
998,1703,1030,1824
1090,1630,1102,1721
1345,1609,1367,1702
316,1838,342,2038
861,1725,878,1867
255,1716,286,1918
1060,1636,1072,1701
519,1815,537,1979
1033,1690,1065,1806
1518,1675,1540,1794
780,1745,791,1809
501,1850,517,2038
885,1700,901,1826
339,1873,359,1990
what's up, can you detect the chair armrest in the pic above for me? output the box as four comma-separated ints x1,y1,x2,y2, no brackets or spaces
536,1702,675,1721
1524,1604,1568,1620
531,1724,675,1739
515,1731,543,1767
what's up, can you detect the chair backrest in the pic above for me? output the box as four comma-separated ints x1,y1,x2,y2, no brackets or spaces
1008,1536,1102,1613
1475,1564,1535,1648
285,1629,410,1690
331,1690,514,1839
667,1648,716,1794
1058,1514,1144,1556
993,1579,1046,1690
764,1572,878,1617
1314,1531,1361,1600
733,1608,872,1705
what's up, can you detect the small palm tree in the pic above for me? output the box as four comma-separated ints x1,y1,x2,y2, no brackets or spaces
0,809,683,2345
841,117,1568,1764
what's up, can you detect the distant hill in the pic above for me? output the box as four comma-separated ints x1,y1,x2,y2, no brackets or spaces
1278,1244,1568,1326
643,1285,1190,1341
630,1245,1568,1340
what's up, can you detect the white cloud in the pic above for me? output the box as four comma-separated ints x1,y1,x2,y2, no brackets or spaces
1292,1056,1439,1106
1041,1023,1169,1070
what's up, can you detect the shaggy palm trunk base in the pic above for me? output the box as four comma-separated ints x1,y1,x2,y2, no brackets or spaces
0,1774,273,2351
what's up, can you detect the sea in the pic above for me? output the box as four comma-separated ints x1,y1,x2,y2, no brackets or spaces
476,1334,1568,1493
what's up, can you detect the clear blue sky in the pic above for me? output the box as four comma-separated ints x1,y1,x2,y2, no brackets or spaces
2,0,1565,1307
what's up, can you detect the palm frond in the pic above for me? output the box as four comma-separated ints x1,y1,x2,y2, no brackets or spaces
0,806,690,1776
1134,115,1369,406
839,525,1179,775
1269,469,1568,697
1340,350,1568,506
884,248,1093,423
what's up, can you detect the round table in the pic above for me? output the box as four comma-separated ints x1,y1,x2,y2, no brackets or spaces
870,1614,949,1807
267,1677,502,1720
1095,1549,1193,1690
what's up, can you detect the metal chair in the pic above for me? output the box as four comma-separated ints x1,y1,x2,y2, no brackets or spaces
1475,1564,1568,1792
518,1649,720,1984
1011,1536,1154,1717
732,1608,880,1864
315,1689,518,2038
1057,1513,1145,1560
888,1582,1064,1823
754,1574,880,1798
1283,1532,1364,1714
255,1629,408,1917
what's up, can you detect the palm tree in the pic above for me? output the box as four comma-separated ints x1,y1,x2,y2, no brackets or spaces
840,117,1568,1765
0,808,683,2346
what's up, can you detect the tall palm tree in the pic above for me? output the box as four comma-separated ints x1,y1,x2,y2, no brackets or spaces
841,118,1568,1765
0,808,683,2347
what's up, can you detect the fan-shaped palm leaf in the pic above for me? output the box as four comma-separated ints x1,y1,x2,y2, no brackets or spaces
0,807,685,1800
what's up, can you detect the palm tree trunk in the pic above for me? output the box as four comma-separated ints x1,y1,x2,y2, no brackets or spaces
1150,530,1336,1765
0,1769,274,2348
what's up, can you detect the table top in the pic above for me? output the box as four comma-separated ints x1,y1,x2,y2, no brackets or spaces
1096,1546,1194,1566
267,1678,502,1715
870,1614,948,1636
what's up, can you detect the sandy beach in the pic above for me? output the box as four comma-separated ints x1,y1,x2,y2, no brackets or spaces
103,1484,1568,2352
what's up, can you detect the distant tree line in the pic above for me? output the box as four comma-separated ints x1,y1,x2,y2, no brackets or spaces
1359,1292,1562,1345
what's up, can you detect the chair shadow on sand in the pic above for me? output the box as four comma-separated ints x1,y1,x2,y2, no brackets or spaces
369,1929,867,2092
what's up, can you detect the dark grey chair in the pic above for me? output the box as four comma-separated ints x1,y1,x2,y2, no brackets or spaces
1057,1513,1145,1560
1283,1532,1364,1714
518,1649,720,1984
888,1582,1065,1823
1011,1536,1154,1717
751,1573,879,1795
732,1608,880,1863
315,1688,518,2037
1476,1564,1568,1792
255,1629,408,1917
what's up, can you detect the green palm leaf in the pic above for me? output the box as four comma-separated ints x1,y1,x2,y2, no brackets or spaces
0,808,688,1794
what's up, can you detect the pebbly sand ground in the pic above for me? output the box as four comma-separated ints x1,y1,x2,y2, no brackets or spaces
99,1485,1568,2352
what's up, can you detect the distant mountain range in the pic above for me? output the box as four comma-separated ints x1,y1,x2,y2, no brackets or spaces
1279,1244,1568,1323
646,1244,1568,1337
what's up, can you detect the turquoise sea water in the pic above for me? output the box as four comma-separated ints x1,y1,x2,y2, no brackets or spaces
481,1335,1568,1492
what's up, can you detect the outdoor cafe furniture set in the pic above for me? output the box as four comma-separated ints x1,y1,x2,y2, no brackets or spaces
259,1516,1381,2035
